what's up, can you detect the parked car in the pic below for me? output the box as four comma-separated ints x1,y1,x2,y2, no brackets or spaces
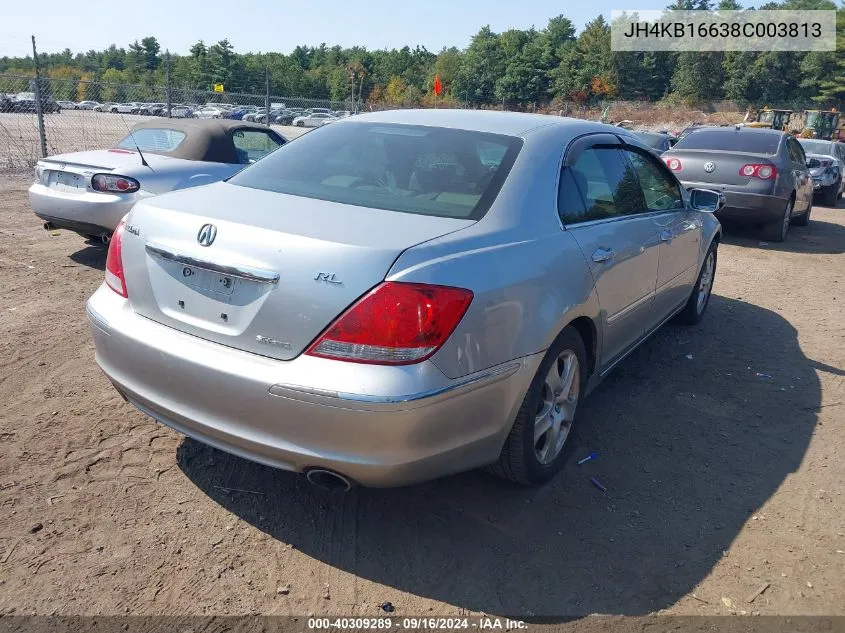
309,107,334,115
805,154,842,206
0,95,12,112
224,107,257,120
661,126,813,242
292,112,337,127
8,97,61,113
253,109,286,124
109,103,137,114
193,106,226,119
797,138,845,206
77,101,101,110
633,130,678,156
93,103,113,112
85,110,723,490
170,105,195,119
29,119,286,241
57,100,79,110
273,110,300,125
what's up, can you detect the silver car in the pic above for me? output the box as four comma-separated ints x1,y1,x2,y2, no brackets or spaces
662,126,814,242
798,138,845,206
86,110,722,489
30,119,286,241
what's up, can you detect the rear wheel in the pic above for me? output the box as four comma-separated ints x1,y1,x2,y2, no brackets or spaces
793,197,812,226
823,182,839,207
763,197,792,242
491,326,586,486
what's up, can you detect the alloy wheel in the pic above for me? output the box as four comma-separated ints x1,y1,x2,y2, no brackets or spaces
533,350,580,465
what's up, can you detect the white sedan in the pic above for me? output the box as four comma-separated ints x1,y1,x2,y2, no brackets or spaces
193,107,226,119
292,113,337,128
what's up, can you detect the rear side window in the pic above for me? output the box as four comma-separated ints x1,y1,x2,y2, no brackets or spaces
674,129,780,155
624,149,683,211
560,147,645,224
229,122,523,220
231,129,283,165
117,128,186,152
787,138,806,164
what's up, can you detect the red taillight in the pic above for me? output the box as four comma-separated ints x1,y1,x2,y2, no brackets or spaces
92,173,140,193
104,221,128,298
306,281,473,365
739,163,777,180
664,157,682,172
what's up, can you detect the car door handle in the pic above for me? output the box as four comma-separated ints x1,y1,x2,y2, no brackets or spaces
591,247,615,263
660,230,673,242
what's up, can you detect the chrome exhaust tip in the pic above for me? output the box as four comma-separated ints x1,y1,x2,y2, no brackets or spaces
305,468,353,492
100,233,110,246
43,222,54,231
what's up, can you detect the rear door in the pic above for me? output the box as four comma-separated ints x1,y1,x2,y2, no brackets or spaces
559,134,660,368
786,136,812,213
622,145,700,322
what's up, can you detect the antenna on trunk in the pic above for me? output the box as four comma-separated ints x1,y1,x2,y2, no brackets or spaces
119,115,150,168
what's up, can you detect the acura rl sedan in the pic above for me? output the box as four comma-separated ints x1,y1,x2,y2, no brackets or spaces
86,109,723,489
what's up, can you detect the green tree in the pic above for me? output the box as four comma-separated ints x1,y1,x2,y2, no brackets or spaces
551,16,614,102
454,26,505,104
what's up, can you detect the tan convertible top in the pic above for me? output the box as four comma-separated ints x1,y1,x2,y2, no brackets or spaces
125,118,285,164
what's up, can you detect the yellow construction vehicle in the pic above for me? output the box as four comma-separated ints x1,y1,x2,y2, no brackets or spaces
799,109,844,141
747,106,793,131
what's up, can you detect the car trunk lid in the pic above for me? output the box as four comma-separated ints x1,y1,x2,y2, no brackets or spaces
664,149,777,187
120,181,474,360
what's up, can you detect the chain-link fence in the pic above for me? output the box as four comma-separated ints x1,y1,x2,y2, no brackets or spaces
0,73,353,170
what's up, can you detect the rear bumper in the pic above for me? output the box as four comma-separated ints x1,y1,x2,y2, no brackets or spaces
681,182,785,225
86,285,540,487
29,183,142,234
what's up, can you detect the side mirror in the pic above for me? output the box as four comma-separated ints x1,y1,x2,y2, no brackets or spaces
806,158,821,168
689,188,726,214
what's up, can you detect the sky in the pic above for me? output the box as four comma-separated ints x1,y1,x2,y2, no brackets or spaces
0,0,679,58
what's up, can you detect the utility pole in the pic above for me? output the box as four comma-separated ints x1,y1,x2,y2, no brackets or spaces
348,66,355,112
31,35,47,158
265,67,270,127
165,50,172,118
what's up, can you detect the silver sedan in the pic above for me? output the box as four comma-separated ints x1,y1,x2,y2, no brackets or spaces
86,110,722,489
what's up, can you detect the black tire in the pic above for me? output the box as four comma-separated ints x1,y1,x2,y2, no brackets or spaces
823,183,838,207
793,197,812,226
491,326,587,486
762,197,793,243
677,242,717,325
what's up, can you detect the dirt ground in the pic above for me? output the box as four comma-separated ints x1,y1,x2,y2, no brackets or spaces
0,171,843,620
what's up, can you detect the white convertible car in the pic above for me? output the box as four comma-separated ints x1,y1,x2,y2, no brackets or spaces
30,119,286,241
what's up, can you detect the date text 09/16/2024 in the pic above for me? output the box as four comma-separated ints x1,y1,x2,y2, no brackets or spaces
306,617,528,630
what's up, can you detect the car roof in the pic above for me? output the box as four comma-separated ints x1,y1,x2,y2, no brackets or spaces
129,118,284,163
347,108,609,137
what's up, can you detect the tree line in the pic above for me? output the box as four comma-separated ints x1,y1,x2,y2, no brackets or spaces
1,0,842,109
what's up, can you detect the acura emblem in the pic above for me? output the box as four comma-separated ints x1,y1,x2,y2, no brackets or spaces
197,223,217,247
704,162,716,173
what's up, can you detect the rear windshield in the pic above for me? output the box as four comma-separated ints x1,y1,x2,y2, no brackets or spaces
118,128,186,152
634,131,665,148
798,140,833,155
673,129,780,155
228,122,523,219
